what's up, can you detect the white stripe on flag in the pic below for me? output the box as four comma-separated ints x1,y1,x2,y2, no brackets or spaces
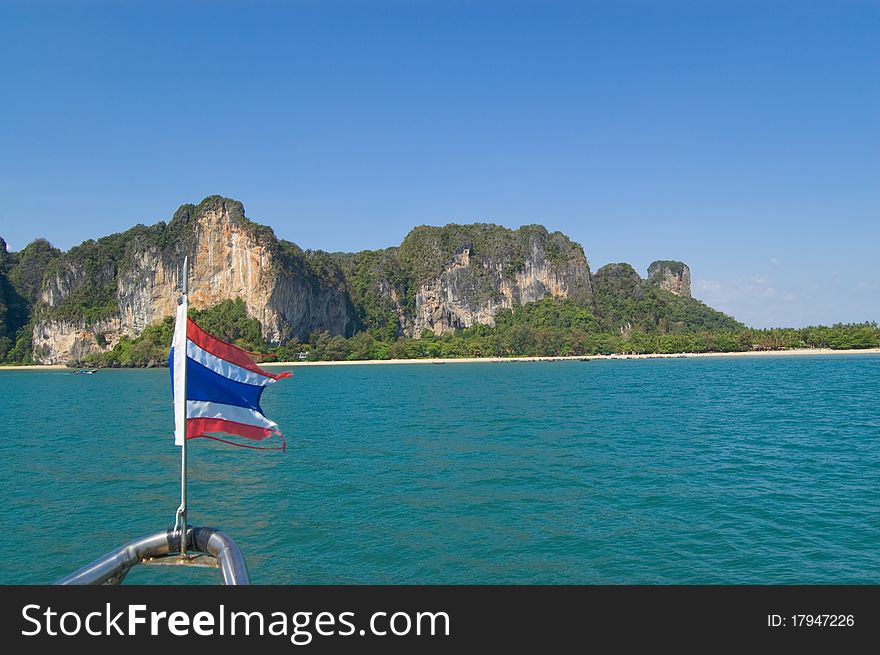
186,400,279,431
172,301,188,446
186,339,275,388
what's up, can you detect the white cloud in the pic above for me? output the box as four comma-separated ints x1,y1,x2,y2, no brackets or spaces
693,276,801,325
696,271,879,328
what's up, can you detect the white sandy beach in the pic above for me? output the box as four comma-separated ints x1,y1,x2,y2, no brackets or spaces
1,348,877,371
261,347,880,367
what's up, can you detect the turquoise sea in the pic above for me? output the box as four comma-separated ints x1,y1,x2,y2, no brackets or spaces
1,355,878,584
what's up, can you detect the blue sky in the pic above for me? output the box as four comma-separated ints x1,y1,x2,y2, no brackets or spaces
1,0,877,328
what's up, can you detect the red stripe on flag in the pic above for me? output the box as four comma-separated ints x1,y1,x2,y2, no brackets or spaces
186,318,292,380
187,418,286,451
188,417,277,441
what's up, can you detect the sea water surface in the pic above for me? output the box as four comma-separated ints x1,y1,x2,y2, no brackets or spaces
1,355,878,584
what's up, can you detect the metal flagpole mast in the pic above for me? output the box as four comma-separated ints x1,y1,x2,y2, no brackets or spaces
179,255,189,557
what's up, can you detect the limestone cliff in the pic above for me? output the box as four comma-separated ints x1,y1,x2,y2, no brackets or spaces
10,194,730,364
0,237,62,360
593,263,644,300
592,261,737,334
336,224,593,338
647,260,691,298
405,225,592,336
32,197,355,363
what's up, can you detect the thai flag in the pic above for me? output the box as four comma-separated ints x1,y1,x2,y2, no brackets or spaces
169,301,290,451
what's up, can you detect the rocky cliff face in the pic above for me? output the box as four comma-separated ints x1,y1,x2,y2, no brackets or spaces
590,260,737,334
647,260,691,298
336,224,594,338
10,194,718,364
593,263,645,299
0,237,62,360
32,197,355,363
110,199,352,342
407,226,592,336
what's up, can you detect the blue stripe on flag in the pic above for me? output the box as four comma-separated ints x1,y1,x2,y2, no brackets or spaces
184,356,267,414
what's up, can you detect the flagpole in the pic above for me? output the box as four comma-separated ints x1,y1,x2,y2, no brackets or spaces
179,255,189,557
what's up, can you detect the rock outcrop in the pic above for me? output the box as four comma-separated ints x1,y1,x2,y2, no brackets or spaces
335,224,593,338
404,225,593,336
0,237,62,359
647,260,691,298
590,260,736,334
592,263,645,300
31,197,355,363
5,195,724,364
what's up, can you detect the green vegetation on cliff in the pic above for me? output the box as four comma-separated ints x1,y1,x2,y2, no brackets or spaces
29,196,353,346
40,234,128,322
647,260,688,280
332,222,592,338
57,294,880,367
4,195,876,367
332,248,405,341
399,223,530,290
592,263,738,334
303,314,880,361
36,197,263,324
397,223,590,309
0,274,8,360
169,196,277,249
0,237,62,362
189,298,268,352
80,298,272,368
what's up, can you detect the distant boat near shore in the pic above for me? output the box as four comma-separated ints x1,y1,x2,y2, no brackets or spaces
70,369,98,375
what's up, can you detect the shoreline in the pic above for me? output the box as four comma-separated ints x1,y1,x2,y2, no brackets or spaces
262,347,880,367
1,348,877,371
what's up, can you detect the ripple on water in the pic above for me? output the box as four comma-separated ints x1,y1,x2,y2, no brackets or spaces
0,356,878,583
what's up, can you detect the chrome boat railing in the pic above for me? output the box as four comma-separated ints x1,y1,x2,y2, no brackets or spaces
55,526,250,585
